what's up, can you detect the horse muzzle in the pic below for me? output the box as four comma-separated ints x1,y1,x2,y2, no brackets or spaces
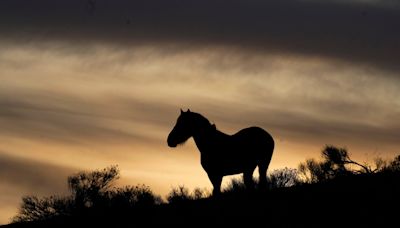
167,141,177,147
167,136,177,147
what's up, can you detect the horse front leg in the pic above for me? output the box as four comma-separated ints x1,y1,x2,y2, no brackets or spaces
243,170,254,191
208,174,222,196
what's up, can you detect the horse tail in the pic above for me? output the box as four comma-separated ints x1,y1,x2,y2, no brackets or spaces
258,136,274,188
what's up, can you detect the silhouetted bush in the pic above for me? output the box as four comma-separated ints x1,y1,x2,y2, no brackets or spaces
68,166,119,211
108,185,163,209
223,177,248,194
374,154,400,173
192,187,209,200
298,146,400,185
11,147,400,227
167,186,191,203
166,186,209,203
298,145,373,183
12,196,73,222
13,166,161,223
389,155,400,170
222,168,301,193
268,168,300,189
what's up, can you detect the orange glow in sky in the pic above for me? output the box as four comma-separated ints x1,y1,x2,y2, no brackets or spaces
1,0,400,224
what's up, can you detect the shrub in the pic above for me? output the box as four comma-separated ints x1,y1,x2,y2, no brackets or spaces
68,166,119,210
166,186,209,203
223,177,248,194
13,166,161,222
13,195,73,222
167,186,192,203
268,168,300,189
108,185,163,208
298,145,369,183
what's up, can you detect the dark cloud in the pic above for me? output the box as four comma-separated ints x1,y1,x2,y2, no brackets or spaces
191,100,400,153
261,109,400,146
0,91,161,145
0,152,75,195
0,0,399,71
111,95,181,127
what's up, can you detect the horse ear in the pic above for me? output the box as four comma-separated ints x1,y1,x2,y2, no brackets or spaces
187,109,191,113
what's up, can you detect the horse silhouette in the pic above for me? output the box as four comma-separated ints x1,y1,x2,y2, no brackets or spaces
167,109,275,195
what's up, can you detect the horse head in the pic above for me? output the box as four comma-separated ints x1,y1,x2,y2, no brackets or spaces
167,109,215,147
167,109,193,147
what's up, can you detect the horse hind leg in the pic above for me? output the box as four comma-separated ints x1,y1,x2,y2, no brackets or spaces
259,145,273,190
258,163,268,189
208,174,222,196
243,170,254,191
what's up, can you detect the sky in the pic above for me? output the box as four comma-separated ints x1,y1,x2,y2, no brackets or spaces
1,0,400,224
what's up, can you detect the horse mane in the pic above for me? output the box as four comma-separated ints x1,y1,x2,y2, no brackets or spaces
189,112,216,130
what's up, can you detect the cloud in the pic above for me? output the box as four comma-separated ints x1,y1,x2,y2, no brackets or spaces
0,0,399,71
0,43,399,151
0,91,168,145
0,152,75,195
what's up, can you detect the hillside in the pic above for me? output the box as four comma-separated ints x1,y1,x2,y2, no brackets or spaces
3,171,399,228
3,146,399,228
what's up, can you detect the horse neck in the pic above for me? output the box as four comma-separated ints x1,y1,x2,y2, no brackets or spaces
192,124,217,154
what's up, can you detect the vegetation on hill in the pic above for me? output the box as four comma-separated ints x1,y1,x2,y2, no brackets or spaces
5,145,400,227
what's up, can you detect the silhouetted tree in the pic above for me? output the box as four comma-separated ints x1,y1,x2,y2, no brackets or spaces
68,166,119,210
322,145,374,173
298,145,374,183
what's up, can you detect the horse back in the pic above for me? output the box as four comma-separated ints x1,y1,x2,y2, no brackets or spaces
211,126,273,159
233,127,274,146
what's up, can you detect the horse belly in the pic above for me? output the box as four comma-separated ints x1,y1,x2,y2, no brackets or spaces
201,154,257,176
200,127,273,176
